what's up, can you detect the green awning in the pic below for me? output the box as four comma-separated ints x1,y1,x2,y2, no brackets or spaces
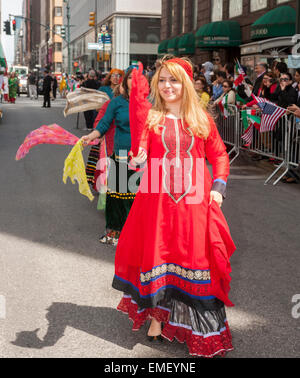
167,36,180,56
158,39,169,55
196,21,241,48
251,5,295,40
178,33,195,55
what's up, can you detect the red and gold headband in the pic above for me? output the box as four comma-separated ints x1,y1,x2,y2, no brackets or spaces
164,58,193,81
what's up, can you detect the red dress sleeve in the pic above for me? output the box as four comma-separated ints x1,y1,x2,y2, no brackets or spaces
138,126,150,156
204,114,230,184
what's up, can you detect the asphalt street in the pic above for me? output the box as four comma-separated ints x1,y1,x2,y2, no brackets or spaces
0,96,299,358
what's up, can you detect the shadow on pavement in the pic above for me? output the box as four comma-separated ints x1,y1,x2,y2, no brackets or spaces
10,302,187,356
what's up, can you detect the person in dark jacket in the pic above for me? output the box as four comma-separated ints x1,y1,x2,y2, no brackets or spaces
266,72,298,108
28,72,37,100
252,62,268,96
266,72,298,157
81,70,101,130
42,70,53,108
52,74,58,100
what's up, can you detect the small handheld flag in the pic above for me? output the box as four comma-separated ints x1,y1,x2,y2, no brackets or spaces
251,95,287,132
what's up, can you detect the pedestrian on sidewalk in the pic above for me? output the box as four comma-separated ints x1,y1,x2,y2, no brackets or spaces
52,74,58,100
110,57,236,357
28,71,37,100
42,70,53,108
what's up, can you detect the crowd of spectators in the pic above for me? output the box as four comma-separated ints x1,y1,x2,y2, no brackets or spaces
59,58,300,184
180,58,300,184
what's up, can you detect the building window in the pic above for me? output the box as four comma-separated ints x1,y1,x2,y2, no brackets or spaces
55,62,62,73
229,0,243,18
211,0,223,22
250,0,267,12
130,18,160,44
54,7,62,17
192,0,198,30
178,0,185,34
170,0,175,35
54,42,62,52
277,0,289,3
55,25,62,35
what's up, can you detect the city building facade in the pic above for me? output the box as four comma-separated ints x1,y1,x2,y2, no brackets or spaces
48,0,63,73
22,0,41,69
160,0,298,79
62,0,161,73
40,0,50,69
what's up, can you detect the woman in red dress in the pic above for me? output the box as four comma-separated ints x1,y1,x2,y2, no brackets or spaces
112,57,236,357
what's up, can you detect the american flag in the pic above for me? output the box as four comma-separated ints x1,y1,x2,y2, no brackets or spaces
241,124,253,145
251,95,287,132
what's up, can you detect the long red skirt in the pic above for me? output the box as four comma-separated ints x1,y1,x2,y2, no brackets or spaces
112,118,235,357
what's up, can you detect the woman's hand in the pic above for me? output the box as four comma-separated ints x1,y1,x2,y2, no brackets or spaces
209,191,223,207
130,147,147,165
287,104,300,117
81,130,101,147
81,135,93,147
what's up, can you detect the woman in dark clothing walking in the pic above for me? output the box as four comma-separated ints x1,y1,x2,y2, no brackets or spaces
42,70,53,108
52,74,58,100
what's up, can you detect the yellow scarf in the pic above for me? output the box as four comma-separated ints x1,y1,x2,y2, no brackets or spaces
63,140,94,201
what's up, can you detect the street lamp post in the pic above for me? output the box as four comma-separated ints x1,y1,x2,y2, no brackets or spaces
95,0,98,70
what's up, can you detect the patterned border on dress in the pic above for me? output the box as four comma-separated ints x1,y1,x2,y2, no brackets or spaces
140,263,211,284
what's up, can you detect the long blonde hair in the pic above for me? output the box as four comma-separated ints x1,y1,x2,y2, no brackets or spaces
147,57,210,139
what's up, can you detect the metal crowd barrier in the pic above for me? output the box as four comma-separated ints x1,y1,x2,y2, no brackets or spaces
216,105,300,186
288,116,300,169
215,104,240,164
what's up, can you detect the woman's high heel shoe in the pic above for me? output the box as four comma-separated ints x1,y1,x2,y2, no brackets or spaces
147,334,164,342
147,319,164,342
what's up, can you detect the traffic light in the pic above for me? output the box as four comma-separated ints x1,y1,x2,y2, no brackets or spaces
3,21,11,35
89,12,95,27
12,19,16,31
61,26,66,39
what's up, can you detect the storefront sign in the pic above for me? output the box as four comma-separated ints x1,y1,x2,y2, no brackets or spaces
251,28,269,38
203,36,229,42
88,43,102,50
241,45,260,55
